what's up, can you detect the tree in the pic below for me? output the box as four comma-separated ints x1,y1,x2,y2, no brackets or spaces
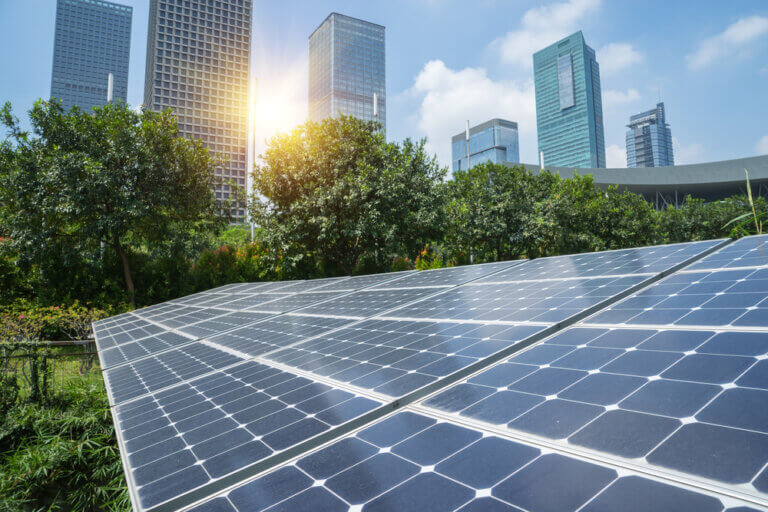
444,163,557,263
0,101,224,307
250,116,446,275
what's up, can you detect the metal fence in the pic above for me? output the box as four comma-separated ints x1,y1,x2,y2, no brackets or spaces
1,340,100,402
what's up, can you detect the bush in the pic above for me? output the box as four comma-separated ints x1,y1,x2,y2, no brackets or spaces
0,301,111,342
0,379,129,512
414,244,447,270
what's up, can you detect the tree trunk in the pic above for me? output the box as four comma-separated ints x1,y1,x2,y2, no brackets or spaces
114,236,136,309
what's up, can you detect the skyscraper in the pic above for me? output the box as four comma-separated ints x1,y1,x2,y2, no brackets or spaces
451,119,520,172
626,102,674,168
50,0,132,111
144,0,252,220
533,31,606,168
309,13,386,132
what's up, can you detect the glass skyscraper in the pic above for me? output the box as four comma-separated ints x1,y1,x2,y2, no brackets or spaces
309,13,386,133
451,119,520,172
533,31,606,168
144,0,251,221
626,102,674,168
50,0,132,111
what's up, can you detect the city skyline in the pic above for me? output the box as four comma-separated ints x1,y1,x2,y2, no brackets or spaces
2,0,767,169
50,0,132,111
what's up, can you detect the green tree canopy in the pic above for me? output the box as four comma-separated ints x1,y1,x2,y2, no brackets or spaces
250,115,446,275
0,101,224,307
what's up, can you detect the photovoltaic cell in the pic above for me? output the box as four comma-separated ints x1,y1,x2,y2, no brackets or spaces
586,268,768,327
383,276,647,323
369,260,522,289
474,239,724,282
185,410,749,512
294,288,441,318
687,235,768,271
203,315,354,358
264,320,546,397
113,360,382,510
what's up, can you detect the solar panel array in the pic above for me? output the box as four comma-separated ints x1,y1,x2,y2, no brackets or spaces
92,237,768,511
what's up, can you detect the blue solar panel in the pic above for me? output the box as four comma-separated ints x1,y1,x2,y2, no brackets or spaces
113,360,382,510
687,235,768,271
184,410,754,512
95,238,754,512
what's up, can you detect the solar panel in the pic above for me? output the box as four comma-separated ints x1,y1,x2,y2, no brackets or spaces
183,410,756,512
96,238,762,512
687,234,768,271
113,360,383,510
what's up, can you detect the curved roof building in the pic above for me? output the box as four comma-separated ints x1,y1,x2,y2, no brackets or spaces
514,154,768,208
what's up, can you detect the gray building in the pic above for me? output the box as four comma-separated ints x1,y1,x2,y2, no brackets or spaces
50,0,132,111
533,31,606,168
451,119,519,172
144,0,252,221
309,13,386,132
626,102,674,168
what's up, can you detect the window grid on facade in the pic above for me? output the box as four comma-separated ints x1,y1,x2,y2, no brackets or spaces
451,119,520,172
308,13,386,134
534,31,606,169
144,0,251,221
50,0,132,111
626,102,674,168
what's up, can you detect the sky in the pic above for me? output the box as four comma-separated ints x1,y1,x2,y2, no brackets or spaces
1,0,768,170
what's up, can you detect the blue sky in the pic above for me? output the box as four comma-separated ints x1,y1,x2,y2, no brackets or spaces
1,0,767,168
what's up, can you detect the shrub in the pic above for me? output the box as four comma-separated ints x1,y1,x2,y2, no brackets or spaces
0,301,110,342
414,244,447,271
390,255,414,272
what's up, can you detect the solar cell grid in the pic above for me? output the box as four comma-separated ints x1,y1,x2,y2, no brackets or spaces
585,268,768,328
295,288,440,318
423,323,768,497
474,239,724,283
100,330,196,369
114,360,382,510
246,291,348,313
687,235,768,271
383,275,647,323
203,315,354,358
311,270,414,291
264,320,546,397
185,410,753,512
369,260,521,289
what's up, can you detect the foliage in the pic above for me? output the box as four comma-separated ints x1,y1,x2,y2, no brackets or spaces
414,244,447,270
0,379,129,512
390,255,414,272
250,116,446,275
0,100,225,308
0,301,110,342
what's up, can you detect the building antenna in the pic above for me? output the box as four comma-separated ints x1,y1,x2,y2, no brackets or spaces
465,120,470,170
658,84,662,103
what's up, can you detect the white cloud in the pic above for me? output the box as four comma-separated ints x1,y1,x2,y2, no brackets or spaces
606,144,626,168
603,88,641,107
493,0,601,69
673,137,704,164
598,43,644,75
409,60,536,167
687,16,768,70
757,135,768,155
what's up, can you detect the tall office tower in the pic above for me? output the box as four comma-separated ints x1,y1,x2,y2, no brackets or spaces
144,0,252,221
533,31,606,168
451,119,520,172
309,13,386,133
50,0,132,111
626,102,674,168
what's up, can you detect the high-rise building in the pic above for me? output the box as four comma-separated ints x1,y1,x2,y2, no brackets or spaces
144,0,251,221
626,102,674,168
309,13,386,133
50,0,132,111
533,31,606,168
451,119,520,172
